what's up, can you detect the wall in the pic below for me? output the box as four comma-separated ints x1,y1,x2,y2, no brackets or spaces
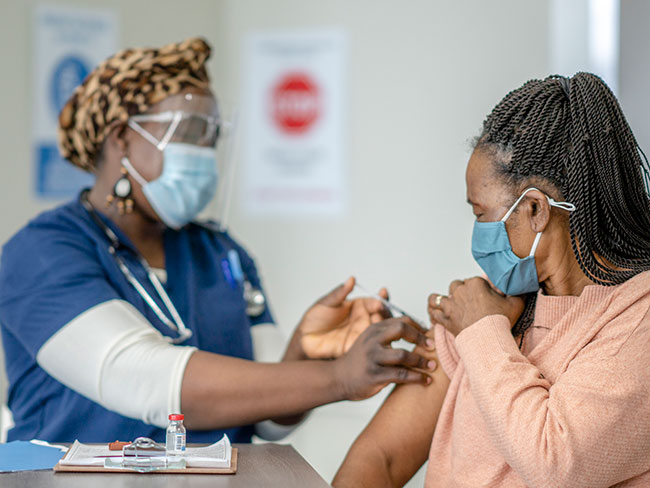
214,1,550,484
0,0,551,485
619,0,650,155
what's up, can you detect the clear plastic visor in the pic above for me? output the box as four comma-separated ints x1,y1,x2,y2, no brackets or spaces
128,93,222,150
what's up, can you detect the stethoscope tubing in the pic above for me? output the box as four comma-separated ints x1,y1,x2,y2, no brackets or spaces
81,192,192,344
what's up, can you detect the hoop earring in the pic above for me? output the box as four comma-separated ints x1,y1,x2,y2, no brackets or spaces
106,167,134,215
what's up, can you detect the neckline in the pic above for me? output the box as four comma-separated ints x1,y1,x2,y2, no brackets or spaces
534,283,616,328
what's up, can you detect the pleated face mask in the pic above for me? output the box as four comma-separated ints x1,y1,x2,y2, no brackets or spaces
122,144,218,230
471,187,576,295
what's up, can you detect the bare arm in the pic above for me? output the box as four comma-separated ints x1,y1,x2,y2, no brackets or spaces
181,318,435,430
182,351,340,428
333,333,450,488
261,322,323,427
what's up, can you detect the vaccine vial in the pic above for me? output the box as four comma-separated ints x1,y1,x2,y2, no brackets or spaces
166,413,186,457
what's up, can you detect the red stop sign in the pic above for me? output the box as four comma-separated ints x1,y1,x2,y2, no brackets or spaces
271,73,320,134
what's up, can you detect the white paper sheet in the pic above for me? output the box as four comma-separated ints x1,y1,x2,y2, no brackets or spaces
59,435,232,468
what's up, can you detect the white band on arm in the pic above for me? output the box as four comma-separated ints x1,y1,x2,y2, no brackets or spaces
251,323,306,441
36,299,196,428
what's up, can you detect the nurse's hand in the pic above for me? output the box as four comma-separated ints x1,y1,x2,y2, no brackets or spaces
333,317,436,401
428,277,524,336
298,277,391,359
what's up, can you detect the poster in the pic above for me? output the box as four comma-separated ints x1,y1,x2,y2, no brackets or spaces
242,30,347,216
33,4,118,198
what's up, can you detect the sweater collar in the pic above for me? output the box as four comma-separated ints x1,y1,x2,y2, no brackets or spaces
534,283,616,329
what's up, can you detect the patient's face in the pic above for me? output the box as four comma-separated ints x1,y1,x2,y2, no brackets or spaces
465,148,513,222
465,147,543,260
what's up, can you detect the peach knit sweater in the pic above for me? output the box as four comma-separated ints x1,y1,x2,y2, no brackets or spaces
425,271,650,488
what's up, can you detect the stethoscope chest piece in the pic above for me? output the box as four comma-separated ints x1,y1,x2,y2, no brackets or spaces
244,281,266,317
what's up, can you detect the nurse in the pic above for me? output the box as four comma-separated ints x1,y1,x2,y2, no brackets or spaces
0,38,434,444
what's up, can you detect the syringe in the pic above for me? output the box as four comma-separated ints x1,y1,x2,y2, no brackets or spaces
354,283,430,331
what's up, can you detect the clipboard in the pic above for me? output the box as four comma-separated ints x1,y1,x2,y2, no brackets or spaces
53,446,237,474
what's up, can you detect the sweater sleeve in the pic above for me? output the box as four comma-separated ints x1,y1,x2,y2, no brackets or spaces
433,323,461,379
455,314,650,488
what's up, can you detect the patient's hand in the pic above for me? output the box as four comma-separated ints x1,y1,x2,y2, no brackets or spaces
299,277,391,359
428,276,524,336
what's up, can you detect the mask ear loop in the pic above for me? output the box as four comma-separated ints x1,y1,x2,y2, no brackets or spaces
121,157,148,187
502,188,576,258
502,187,577,222
548,198,576,212
528,195,577,257
124,113,183,188
501,187,539,222
528,231,543,257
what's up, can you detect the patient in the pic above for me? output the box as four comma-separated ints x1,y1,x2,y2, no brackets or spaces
333,73,650,487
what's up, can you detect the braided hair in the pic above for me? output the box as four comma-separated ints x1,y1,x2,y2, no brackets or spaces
475,72,650,338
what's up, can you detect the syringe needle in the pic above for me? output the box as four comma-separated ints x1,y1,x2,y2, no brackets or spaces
354,283,430,330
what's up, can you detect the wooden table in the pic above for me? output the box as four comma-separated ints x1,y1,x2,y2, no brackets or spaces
0,443,331,488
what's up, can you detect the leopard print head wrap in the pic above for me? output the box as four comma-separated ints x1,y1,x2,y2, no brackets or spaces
58,37,212,171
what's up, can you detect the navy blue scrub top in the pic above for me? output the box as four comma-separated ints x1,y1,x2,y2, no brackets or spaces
0,193,274,443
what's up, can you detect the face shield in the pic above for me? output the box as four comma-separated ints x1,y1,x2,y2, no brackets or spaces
127,93,222,150
126,93,239,230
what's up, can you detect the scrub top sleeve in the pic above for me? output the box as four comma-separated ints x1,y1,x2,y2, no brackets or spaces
0,224,120,358
226,238,275,327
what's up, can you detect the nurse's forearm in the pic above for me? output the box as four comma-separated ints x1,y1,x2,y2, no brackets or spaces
181,318,433,430
263,327,311,425
180,350,343,429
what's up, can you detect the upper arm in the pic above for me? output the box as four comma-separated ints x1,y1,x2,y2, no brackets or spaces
37,299,196,427
0,224,119,356
0,225,197,427
334,335,450,487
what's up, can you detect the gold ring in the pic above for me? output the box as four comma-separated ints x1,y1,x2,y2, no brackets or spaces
435,295,444,307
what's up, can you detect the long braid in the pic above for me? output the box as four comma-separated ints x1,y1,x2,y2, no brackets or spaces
476,72,650,337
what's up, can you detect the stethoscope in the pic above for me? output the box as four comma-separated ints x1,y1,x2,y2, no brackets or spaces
80,192,266,344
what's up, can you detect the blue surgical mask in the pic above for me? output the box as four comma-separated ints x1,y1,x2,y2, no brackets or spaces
471,187,575,295
122,143,218,229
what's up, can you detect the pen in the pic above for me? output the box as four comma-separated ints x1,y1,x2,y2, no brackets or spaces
354,283,430,330
220,258,237,289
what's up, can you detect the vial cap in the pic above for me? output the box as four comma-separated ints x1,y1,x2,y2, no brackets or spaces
169,413,185,421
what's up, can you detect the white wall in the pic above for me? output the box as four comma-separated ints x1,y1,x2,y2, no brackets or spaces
214,1,550,484
619,0,650,155
0,0,552,485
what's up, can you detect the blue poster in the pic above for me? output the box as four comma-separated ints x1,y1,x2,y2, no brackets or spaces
33,5,117,199
35,144,94,199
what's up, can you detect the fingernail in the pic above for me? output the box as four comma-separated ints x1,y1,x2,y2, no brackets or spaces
427,360,437,371
426,338,435,349
426,376,432,384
